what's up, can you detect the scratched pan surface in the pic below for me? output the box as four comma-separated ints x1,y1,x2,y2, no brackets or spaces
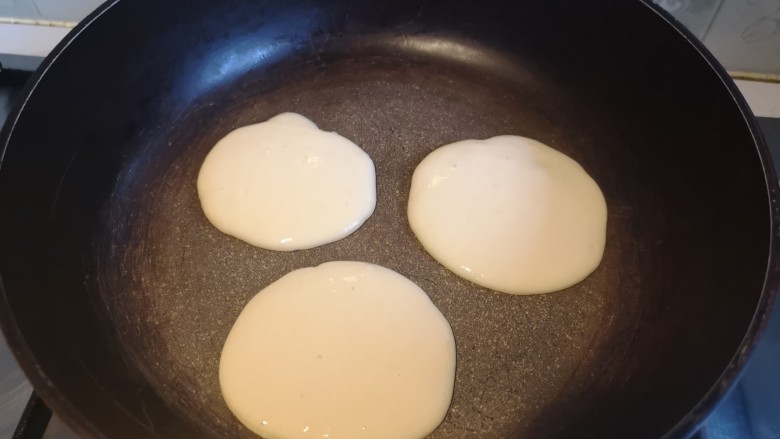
0,0,777,438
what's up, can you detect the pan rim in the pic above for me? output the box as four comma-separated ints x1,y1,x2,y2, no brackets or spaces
0,2,130,438
635,1,780,438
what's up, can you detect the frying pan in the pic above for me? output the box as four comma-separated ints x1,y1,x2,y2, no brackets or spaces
0,0,778,438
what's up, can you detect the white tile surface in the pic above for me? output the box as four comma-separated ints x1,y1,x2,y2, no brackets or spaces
0,0,37,19
735,79,780,117
0,0,102,22
32,0,102,22
0,23,70,57
702,0,780,74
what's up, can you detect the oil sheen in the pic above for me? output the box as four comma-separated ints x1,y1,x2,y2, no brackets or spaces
219,261,456,439
197,113,376,251
408,135,607,295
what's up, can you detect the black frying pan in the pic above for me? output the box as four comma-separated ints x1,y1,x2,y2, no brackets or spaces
0,0,778,438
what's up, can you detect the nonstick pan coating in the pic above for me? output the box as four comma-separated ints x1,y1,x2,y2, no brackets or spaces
0,0,777,438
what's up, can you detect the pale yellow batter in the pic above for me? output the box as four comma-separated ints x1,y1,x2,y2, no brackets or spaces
198,113,376,251
408,135,607,295
219,261,456,439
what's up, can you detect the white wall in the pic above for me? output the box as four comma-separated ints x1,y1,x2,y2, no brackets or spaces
0,0,103,23
655,0,780,76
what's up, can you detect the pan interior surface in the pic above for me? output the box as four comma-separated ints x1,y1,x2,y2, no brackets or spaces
101,54,635,438
0,1,772,438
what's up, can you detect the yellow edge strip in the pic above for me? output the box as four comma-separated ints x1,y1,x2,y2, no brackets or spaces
729,71,780,84
0,16,76,28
